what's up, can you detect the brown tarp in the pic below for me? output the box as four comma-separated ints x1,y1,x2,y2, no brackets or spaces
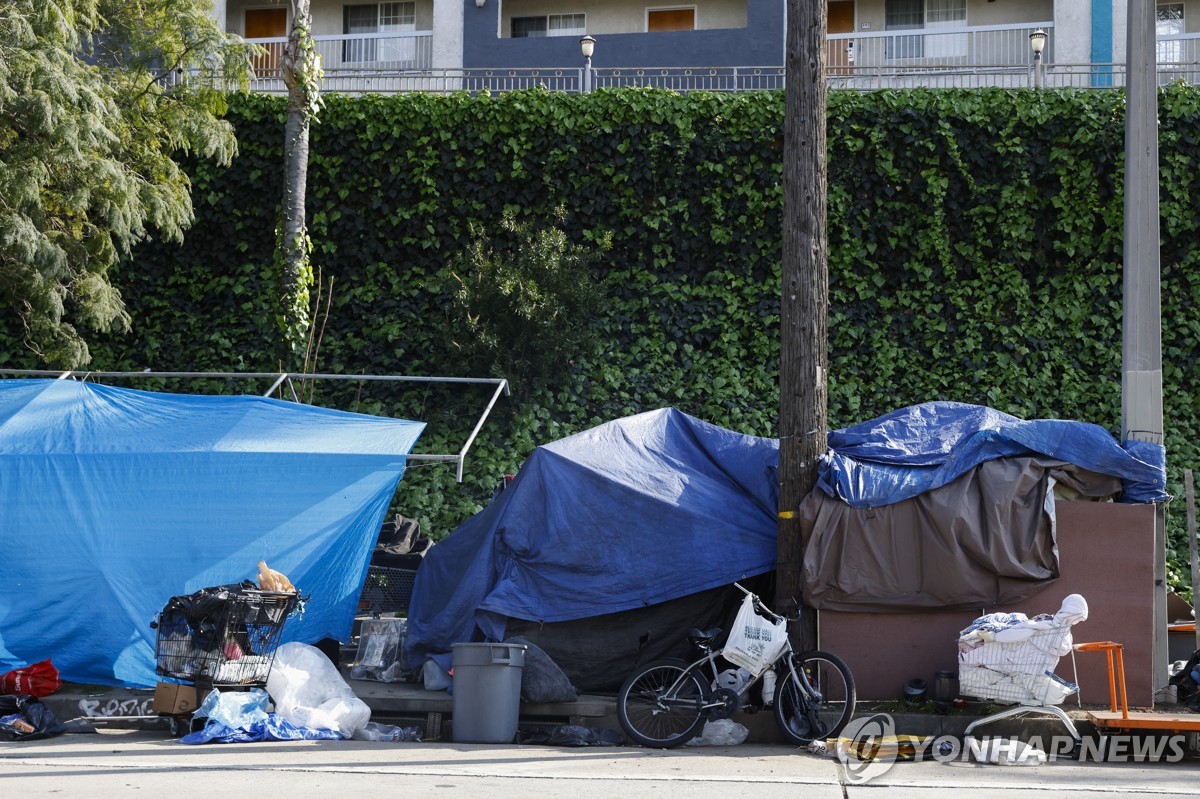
798,457,1122,612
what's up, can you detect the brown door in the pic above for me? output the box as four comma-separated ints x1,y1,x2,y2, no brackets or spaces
245,8,288,78
648,9,696,32
828,1,855,75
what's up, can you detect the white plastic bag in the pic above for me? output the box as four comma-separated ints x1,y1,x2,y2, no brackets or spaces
266,642,371,738
722,594,788,677
685,719,749,746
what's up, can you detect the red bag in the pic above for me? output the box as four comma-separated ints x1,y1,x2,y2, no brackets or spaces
0,659,62,698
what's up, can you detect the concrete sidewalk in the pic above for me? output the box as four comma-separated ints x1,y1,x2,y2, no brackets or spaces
4,728,1200,799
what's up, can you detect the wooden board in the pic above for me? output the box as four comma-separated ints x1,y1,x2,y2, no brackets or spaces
1088,710,1200,733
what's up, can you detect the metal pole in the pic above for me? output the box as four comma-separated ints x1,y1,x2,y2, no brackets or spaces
1034,52,1043,89
1123,1,1163,443
1123,0,1167,699
1186,470,1198,652
584,56,592,93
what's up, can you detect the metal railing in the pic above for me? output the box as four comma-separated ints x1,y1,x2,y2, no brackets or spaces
827,21,1053,74
0,369,508,483
235,26,1200,94
246,30,434,90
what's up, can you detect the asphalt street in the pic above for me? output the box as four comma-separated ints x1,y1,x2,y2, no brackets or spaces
3,730,1200,798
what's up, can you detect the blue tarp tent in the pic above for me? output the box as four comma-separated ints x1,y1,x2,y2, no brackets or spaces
818,401,1168,507
404,408,780,673
0,379,424,687
405,402,1166,679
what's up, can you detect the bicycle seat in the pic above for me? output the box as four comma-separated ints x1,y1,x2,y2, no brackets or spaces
688,628,722,647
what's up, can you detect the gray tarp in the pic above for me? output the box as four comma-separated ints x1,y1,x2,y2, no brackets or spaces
798,457,1122,612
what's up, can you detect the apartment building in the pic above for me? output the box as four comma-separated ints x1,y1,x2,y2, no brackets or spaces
208,1,1199,91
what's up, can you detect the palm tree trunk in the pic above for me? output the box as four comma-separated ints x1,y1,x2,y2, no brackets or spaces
278,0,316,363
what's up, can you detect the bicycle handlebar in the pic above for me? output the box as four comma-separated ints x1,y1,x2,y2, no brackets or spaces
733,582,791,624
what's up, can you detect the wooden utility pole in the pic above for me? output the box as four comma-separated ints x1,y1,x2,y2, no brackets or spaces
777,0,828,651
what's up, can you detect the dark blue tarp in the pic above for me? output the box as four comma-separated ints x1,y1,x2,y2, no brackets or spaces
404,408,780,670
405,403,1166,669
816,402,1168,507
0,379,424,687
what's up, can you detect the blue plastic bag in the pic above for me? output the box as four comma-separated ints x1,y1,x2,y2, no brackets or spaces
193,688,270,730
179,714,346,744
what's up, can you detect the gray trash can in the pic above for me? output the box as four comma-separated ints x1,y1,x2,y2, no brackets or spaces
451,642,527,743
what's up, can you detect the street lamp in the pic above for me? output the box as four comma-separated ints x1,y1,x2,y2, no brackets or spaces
580,35,595,93
1029,28,1047,88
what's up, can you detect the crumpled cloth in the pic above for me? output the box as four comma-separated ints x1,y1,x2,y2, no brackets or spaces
958,595,1088,654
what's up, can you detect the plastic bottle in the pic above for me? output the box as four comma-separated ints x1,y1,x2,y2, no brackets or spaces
761,667,776,705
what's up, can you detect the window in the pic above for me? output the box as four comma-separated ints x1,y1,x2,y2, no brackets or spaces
511,14,586,39
1157,3,1184,63
648,8,696,32
344,2,415,63
885,0,965,60
885,0,924,59
925,0,966,59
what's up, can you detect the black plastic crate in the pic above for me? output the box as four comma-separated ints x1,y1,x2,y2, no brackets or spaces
358,566,417,616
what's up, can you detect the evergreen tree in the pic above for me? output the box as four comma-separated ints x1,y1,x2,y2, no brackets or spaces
0,1,255,367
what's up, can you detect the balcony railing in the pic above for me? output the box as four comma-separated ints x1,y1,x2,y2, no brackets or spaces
239,26,1200,94
246,30,434,90
826,21,1052,89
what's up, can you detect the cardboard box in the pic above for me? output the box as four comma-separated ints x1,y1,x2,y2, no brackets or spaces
152,682,198,715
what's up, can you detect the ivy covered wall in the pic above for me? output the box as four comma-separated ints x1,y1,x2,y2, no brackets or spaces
3,86,1197,589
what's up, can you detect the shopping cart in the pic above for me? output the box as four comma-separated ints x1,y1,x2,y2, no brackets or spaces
958,594,1089,742
151,582,299,734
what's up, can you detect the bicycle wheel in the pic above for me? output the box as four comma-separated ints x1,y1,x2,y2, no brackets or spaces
774,650,856,746
617,658,708,748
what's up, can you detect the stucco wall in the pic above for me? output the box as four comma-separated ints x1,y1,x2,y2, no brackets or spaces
853,0,1051,33
465,0,782,68
226,0,287,36
970,0,1054,26
496,0,747,36
225,0,436,37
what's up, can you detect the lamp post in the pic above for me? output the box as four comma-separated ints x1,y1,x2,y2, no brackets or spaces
580,35,595,93
1029,28,1047,88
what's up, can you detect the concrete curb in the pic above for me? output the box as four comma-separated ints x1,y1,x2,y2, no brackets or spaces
35,683,1102,745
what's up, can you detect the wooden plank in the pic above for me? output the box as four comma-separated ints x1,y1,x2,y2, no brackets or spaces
344,677,613,718
1088,710,1200,733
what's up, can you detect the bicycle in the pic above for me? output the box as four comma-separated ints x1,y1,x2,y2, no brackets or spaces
616,583,856,748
